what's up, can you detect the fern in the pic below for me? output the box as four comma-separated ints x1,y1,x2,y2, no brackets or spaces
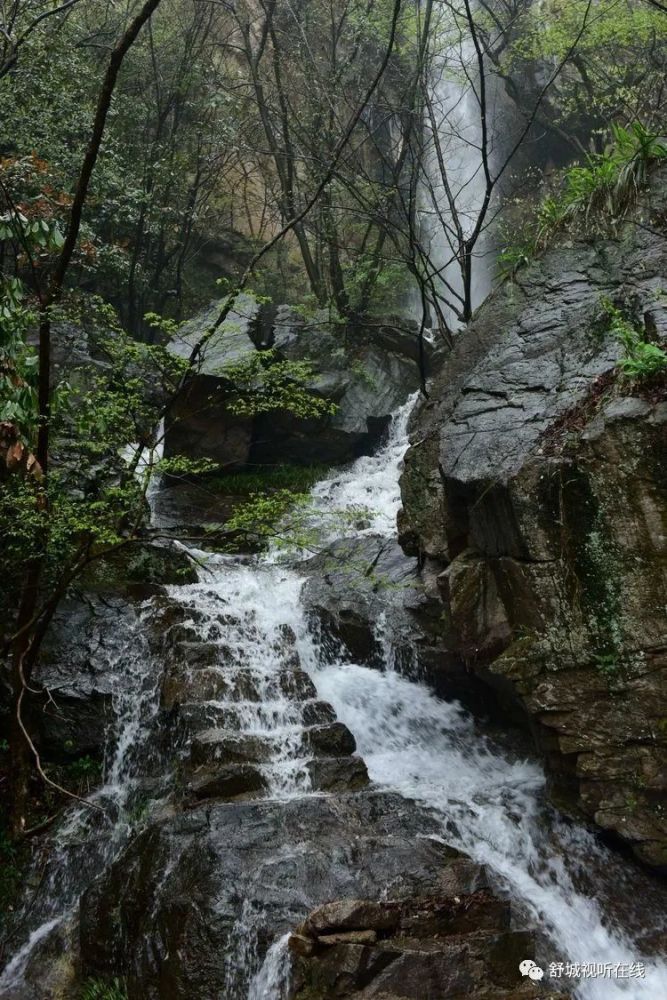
80,978,127,1000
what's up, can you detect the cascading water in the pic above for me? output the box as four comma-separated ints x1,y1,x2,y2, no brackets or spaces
0,605,167,994
3,396,666,999
274,398,667,1000
420,6,499,326
2,12,663,1000
161,395,667,997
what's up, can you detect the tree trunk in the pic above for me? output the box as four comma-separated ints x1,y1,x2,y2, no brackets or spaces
8,0,165,841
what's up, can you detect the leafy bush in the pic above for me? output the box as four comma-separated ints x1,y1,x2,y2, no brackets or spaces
207,464,329,497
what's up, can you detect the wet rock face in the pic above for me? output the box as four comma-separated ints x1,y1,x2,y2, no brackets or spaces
75,581,548,1000
302,534,499,711
289,887,568,1000
19,555,193,763
164,299,429,468
79,794,544,1000
303,535,418,666
399,166,667,870
251,307,429,466
25,596,137,760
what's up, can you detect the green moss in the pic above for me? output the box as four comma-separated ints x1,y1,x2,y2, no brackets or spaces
81,542,197,592
551,465,625,671
204,463,329,497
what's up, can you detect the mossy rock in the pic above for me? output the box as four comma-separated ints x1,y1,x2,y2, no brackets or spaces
80,543,197,594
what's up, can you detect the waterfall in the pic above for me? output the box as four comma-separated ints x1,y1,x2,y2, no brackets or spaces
4,397,666,999
300,402,667,1000
419,0,519,329
2,26,664,997
165,399,666,999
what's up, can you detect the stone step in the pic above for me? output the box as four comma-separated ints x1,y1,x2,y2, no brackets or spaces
187,763,266,803
163,666,318,709
163,667,226,708
307,755,369,792
278,669,318,701
175,698,337,735
189,721,358,768
190,730,276,766
297,890,511,942
166,640,223,669
176,701,301,734
302,699,337,726
290,917,546,999
303,722,356,757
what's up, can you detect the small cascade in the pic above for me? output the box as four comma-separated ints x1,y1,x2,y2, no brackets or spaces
314,663,667,1000
309,394,415,540
155,398,667,999
304,407,667,1000
0,602,166,995
4,395,667,999
161,559,365,809
248,934,291,1000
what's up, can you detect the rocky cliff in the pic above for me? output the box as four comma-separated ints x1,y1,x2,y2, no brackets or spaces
399,166,667,870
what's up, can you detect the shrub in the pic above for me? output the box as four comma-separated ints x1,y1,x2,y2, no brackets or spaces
499,122,667,275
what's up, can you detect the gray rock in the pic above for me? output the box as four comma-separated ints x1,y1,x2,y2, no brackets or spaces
190,729,276,766
164,295,262,467
164,301,432,471
252,307,429,465
601,397,651,422
303,898,400,934
187,763,267,802
306,755,369,792
79,792,462,997
168,294,261,371
303,721,356,757
302,534,490,709
302,535,420,665
28,596,139,759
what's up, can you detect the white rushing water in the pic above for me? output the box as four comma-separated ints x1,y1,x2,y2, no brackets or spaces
420,11,498,325
304,401,667,1000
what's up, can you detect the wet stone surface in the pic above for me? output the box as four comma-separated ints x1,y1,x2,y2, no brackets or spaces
79,793,544,1000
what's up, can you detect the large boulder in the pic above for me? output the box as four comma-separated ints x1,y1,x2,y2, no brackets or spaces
20,545,194,761
302,535,494,710
26,596,139,760
164,300,430,468
78,792,546,1000
399,164,667,869
302,535,418,665
289,887,567,1000
165,295,261,468
251,307,429,464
